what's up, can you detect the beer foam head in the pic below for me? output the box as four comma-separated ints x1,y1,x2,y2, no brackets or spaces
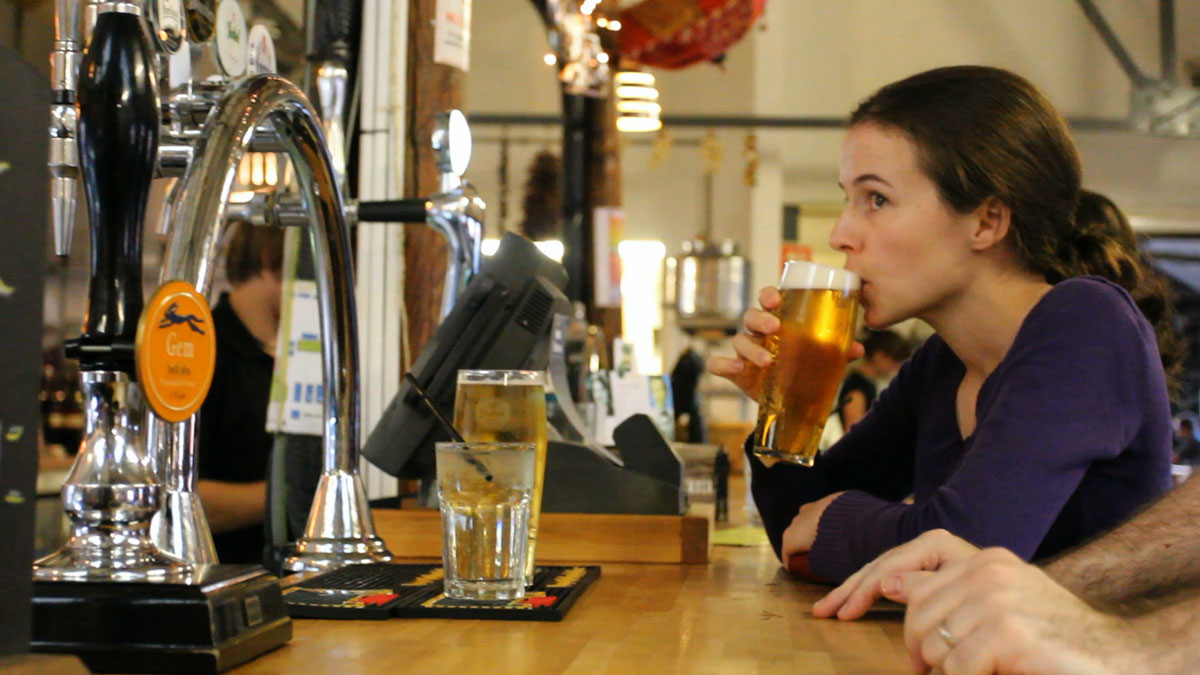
779,261,861,294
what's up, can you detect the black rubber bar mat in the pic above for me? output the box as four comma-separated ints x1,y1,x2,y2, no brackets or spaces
282,563,600,622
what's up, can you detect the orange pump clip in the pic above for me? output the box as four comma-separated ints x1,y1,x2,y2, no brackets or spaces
135,280,217,422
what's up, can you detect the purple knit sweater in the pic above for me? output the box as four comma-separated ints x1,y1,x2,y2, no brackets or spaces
748,277,1172,583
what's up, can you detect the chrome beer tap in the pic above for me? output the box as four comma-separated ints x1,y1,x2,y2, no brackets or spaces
232,110,486,319
35,0,186,580
308,0,353,192
159,73,392,572
425,110,486,319
49,0,83,256
314,60,349,191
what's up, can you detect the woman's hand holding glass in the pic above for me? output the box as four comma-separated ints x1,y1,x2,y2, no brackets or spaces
706,286,865,399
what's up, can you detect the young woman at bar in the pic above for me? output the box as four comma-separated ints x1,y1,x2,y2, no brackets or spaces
707,65,1181,584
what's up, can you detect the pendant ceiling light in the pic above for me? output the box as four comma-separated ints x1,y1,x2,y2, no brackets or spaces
615,70,662,133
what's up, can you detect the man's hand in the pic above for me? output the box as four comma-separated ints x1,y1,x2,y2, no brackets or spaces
781,491,846,567
902,547,1133,674
812,529,979,620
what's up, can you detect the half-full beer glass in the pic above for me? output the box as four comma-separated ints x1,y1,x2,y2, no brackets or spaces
453,370,547,582
753,261,860,467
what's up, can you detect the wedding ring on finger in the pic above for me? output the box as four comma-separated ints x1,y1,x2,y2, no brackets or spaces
936,622,958,649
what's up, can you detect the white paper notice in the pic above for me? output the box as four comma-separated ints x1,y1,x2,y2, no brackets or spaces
266,279,324,435
433,0,471,72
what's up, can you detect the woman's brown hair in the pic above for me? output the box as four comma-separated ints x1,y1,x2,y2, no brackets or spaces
1074,190,1183,397
850,65,1182,396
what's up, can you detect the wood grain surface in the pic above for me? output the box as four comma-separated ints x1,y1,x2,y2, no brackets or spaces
234,545,910,673
373,508,713,564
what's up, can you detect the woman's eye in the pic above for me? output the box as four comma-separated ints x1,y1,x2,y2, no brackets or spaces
869,192,888,209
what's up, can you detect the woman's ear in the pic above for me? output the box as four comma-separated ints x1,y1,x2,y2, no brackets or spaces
968,197,1012,251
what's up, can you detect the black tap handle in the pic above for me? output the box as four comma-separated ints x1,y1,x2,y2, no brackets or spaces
356,199,428,224
68,10,159,372
311,0,358,61
184,0,216,43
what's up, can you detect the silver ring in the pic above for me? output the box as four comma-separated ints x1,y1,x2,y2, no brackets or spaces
936,622,958,649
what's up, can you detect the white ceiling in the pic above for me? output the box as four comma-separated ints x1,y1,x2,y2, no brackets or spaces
466,1,1200,230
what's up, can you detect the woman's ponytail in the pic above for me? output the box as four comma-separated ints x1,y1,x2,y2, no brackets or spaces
1070,191,1183,400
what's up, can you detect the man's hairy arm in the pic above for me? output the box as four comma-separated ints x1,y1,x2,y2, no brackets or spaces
1043,474,1200,606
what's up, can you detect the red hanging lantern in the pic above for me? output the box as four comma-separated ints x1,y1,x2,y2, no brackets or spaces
619,0,767,70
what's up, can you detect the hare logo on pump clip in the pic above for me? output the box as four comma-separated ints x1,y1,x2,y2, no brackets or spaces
137,280,217,422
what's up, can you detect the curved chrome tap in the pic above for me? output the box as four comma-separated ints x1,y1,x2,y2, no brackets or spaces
427,110,485,319
155,73,392,571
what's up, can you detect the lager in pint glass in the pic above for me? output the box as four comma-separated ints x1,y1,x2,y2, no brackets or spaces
753,261,860,467
453,370,547,582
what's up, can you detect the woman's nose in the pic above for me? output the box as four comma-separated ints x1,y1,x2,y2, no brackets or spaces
829,210,859,253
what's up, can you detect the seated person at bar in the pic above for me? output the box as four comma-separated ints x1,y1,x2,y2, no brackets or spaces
197,222,285,564
707,66,1180,584
836,329,911,431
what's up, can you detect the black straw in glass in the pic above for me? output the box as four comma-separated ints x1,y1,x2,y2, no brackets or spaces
405,372,493,482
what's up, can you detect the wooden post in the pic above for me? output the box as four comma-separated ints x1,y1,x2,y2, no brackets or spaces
403,0,466,358
590,8,622,341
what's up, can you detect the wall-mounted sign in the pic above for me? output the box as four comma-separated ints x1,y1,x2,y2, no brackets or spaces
433,0,471,72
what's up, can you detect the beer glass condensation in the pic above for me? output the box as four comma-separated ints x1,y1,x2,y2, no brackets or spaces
453,370,547,582
753,261,861,467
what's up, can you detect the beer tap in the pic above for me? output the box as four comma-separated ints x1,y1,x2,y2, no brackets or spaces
158,73,392,572
49,0,82,256
227,110,486,319
425,110,486,318
356,110,486,318
309,0,353,192
34,0,186,579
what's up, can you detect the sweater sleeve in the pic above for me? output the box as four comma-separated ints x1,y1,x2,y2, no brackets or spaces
749,337,927,561
808,281,1160,582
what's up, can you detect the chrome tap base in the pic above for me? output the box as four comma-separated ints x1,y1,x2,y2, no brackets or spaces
152,488,219,566
33,520,190,582
281,470,393,572
281,537,394,573
34,372,190,581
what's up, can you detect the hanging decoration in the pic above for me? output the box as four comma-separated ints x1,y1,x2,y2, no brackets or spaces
498,133,510,230
619,0,766,70
742,132,759,187
649,128,673,169
700,131,722,175
519,149,563,241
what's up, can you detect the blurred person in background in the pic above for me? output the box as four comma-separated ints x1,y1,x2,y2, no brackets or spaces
836,329,912,430
196,221,285,564
1172,416,1200,465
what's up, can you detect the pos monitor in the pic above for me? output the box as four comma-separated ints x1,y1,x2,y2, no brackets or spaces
361,233,570,482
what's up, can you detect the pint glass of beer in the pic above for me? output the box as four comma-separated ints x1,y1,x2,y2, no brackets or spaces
752,261,860,467
453,370,547,582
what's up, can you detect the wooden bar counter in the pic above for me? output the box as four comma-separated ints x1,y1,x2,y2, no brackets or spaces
234,544,910,673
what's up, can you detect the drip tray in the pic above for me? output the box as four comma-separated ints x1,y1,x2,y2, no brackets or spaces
283,563,599,622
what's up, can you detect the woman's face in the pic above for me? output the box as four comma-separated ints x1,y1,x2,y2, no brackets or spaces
829,122,979,329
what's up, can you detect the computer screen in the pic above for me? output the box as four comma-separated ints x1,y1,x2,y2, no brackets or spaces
361,232,570,481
